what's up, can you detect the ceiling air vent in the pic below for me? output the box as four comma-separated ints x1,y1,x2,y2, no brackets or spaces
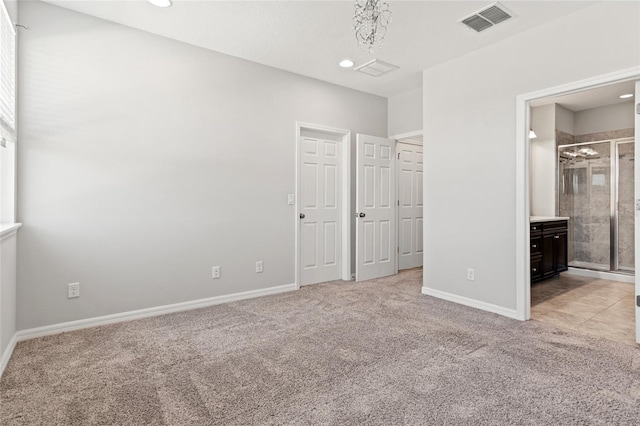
461,3,512,33
354,59,399,77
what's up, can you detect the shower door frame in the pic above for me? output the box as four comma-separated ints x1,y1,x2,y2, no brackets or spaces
615,139,635,273
557,137,634,274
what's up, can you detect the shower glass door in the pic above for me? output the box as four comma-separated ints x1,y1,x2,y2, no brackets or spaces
617,141,634,273
558,138,635,274
558,141,611,271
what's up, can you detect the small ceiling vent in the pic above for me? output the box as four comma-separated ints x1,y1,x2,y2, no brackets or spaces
354,59,399,77
461,3,512,32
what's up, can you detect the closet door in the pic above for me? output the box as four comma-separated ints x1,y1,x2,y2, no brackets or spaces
299,136,342,285
397,142,423,270
355,134,396,282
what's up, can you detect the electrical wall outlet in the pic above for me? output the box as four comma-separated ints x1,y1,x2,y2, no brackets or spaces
467,268,475,281
212,266,221,279
256,261,264,273
287,194,295,205
68,282,80,298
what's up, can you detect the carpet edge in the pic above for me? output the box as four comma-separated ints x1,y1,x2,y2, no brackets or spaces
15,283,298,343
421,286,520,320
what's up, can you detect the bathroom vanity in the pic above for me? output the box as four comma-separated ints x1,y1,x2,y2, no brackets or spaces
530,217,569,283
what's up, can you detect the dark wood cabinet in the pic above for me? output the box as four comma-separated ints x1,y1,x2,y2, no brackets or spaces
530,220,568,283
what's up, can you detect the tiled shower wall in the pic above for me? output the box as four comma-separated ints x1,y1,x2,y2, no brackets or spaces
557,129,635,271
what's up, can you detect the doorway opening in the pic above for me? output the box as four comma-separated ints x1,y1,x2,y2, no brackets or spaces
295,124,424,287
516,69,640,345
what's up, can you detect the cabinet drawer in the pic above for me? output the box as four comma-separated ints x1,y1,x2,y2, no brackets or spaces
542,221,568,235
530,223,542,236
530,254,543,282
530,237,542,254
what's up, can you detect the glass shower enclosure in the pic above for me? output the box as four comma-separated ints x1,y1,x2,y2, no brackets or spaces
558,138,634,274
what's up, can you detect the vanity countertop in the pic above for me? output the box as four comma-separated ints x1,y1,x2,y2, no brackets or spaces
530,216,570,223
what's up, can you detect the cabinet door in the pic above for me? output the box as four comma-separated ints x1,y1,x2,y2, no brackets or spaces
542,234,555,278
554,231,568,273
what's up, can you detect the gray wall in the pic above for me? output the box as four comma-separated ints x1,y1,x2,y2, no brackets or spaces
530,104,556,217
422,1,639,310
17,1,386,329
574,102,635,136
388,88,422,137
1,234,17,360
555,105,575,135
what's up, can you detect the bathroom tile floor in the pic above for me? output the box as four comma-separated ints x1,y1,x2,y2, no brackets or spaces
531,273,637,346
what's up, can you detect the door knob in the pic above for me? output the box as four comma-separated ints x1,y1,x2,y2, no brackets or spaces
359,212,366,218
299,213,305,219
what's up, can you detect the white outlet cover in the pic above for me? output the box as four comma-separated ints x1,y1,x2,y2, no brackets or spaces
67,282,80,298
212,266,221,279
287,194,295,205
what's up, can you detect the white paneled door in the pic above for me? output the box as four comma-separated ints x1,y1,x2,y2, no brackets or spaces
300,136,342,285
356,134,396,282
397,143,424,270
635,80,639,344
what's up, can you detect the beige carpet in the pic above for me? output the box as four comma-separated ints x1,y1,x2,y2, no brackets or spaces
2,268,640,425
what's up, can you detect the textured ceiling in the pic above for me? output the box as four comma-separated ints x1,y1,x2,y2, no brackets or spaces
41,0,599,98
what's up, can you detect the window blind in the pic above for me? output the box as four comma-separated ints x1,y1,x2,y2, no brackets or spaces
0,1,16,147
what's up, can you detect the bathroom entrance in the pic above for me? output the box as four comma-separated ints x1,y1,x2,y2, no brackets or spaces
558,138,634,274
522,75,639,346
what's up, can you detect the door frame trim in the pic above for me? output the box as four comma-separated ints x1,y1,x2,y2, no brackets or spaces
515,67,640,321
390,130,423,142
295,122,352,289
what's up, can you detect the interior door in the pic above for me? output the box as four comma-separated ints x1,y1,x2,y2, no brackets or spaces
356,134,396,282
300,136,341,285
635,80,639,344
397,142,424,270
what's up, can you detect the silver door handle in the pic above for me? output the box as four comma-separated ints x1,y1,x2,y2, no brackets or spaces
554,235,560,239
299,213,305,219
359,212,366,218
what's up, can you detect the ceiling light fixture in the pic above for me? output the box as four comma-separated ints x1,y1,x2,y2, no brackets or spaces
148,0,172,8
529,129,537,139
620,93,634,99
339,59,355,68
353,0,392,53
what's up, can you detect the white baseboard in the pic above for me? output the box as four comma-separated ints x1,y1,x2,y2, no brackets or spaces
565,267,635,283
0,333,17,379
16,283,297,342
421,286,520,320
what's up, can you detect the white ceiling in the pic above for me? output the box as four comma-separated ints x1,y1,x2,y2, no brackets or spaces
531,80,636,112
42,0,599,98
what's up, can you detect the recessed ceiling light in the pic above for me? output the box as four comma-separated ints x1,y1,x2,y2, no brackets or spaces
149,0,172,7
339,59,354,68
619,93,633,99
